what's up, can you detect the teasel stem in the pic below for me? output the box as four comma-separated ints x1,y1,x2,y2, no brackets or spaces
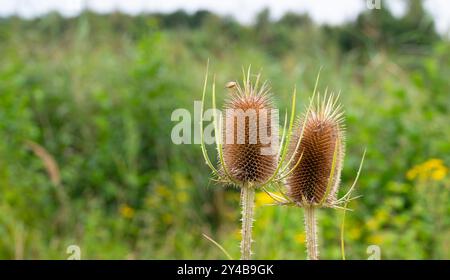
240,183,255,260
304,205,319,260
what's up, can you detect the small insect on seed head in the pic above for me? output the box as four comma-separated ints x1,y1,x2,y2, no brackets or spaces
225,81,237,89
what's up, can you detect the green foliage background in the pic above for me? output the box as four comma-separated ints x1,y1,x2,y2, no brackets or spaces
0,1,449,259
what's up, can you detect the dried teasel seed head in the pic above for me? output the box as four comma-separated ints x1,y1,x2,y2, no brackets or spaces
286,93,345,205
220,74,278,185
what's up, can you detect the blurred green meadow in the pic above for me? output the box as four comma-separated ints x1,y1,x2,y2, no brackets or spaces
0,1,449,259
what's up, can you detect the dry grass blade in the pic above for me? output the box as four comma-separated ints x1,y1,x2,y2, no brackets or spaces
25,140,61,186
202,233,233,260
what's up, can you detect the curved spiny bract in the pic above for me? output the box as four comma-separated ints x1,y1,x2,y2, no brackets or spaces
220,78,278,186
286,94,345,206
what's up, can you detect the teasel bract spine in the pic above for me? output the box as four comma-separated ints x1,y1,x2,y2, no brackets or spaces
200,63,297,260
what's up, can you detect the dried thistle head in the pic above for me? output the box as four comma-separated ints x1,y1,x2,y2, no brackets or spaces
286,93,345,206
220,73,278,186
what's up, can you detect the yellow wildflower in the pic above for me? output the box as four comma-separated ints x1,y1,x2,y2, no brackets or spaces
294,232,306,244
119,204,135,219
367,234,384,244
255,191,281,207
406,158,448,182
424,159,444,169
431,167,447,181
375,209,389,224
406,167,418,180
366,218,379,231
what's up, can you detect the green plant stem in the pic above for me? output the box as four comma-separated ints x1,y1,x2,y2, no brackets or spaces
340,202,348,260
240,184,255,260
304,205,319,260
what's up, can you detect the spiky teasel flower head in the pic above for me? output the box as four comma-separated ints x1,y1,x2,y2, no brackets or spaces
285,92,345,207
220,72,278,186
201,64,296,190
200,66,286,260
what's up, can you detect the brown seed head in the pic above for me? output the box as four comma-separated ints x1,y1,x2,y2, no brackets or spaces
286,94,345,205
221,75,278,185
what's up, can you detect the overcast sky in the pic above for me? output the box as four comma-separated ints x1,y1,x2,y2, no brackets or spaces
0,0,449,34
